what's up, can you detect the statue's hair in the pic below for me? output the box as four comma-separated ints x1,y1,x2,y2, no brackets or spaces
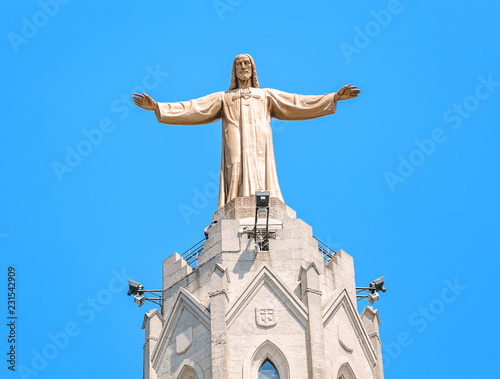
229,54,259,90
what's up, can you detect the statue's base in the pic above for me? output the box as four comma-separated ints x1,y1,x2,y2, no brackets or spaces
212,196,296,221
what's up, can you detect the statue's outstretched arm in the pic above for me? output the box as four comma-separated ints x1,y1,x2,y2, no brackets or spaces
267,84,361,121
133,92,223,126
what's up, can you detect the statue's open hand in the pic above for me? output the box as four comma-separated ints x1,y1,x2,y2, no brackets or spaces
335,84,361,101
132,92,156,110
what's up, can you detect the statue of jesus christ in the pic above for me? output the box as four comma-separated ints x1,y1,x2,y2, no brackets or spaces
133,54,360,209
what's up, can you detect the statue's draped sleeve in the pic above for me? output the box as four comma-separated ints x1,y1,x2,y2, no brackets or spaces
265,88,337,121
154,92,223,125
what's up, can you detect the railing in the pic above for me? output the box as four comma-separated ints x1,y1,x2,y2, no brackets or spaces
314,236,337,263
180,238,206,270
180,236,337,269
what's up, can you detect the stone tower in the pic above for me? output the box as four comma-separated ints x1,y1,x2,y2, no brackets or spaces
141,198,384,379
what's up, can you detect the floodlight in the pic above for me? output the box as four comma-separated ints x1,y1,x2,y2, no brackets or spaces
368,292,379,305
255,190,270,209
251,190,272,252
126,279,162,308
134,294,146,307
127,280,144,296
356,276,387,303
369,276,386,293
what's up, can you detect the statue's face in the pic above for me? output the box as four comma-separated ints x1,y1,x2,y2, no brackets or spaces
235,56,252,82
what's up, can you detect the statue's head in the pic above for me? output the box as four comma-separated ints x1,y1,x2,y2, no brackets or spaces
229,54,259,90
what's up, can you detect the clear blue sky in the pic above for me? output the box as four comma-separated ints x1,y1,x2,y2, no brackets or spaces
2,1,499,378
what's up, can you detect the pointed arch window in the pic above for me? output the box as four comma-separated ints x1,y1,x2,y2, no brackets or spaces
258,359,279,379
178,365,198,379
337,363,356,379
244,340,288,379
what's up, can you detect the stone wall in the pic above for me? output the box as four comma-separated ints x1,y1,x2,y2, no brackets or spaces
144,198,384,379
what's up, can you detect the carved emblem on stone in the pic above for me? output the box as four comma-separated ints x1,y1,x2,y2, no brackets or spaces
255,307,277,328
338,325,354,353
175,327,193,355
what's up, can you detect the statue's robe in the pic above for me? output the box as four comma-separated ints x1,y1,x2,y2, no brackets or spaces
155,88,337,209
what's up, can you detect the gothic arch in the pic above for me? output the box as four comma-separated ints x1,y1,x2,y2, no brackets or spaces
337,362,357,379
178,365,197,379
172,360,204,379
243,340,289,379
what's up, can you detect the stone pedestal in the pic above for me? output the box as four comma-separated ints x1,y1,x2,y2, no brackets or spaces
142,198,384,379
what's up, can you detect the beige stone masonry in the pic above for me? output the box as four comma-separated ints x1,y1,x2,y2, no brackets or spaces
143,309,164,379
146,198,383,379
361,307,384,379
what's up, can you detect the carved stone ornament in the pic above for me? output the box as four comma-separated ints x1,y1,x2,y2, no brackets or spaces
175,327,193,355
338,325,354,353
255,307,277,328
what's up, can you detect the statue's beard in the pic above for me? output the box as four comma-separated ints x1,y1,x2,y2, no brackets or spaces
236,72,251,83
